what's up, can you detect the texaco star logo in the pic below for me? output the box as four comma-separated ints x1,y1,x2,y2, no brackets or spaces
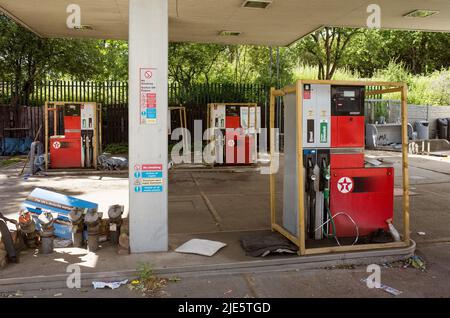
227,139,235,147
52,141,61,149
337,176,353,194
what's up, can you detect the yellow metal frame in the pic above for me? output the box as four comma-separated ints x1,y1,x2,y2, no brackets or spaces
269,80,410,255
44,101,102,171
169,105,188,150
207,102,259,164
207,103,259,130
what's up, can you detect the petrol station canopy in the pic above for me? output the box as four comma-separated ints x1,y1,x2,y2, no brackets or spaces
0,0,449,46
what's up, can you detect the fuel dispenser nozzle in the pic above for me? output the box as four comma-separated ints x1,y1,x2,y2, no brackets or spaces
321,159,336,239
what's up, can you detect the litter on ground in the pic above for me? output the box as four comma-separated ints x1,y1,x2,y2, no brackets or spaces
92,279,128,289
175,239,226,256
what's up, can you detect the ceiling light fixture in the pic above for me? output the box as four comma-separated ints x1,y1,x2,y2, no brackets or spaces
218,30,241,36
73,24,94,30
403,10,439,18
242,0,272,9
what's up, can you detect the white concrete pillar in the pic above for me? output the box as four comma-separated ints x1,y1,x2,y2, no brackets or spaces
128,0,168,252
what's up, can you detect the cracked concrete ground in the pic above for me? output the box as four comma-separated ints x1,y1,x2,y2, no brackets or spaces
0,150,450,297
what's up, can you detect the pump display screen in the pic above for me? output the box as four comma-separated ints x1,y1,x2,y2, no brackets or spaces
343,90,355,98
64,104,81,116
331,86,365,116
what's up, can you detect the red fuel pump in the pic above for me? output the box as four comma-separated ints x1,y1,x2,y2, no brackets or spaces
208,103,259,165
282,84,394,243
46,102,100,169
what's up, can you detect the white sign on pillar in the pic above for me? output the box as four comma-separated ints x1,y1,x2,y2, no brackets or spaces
129,0,168,252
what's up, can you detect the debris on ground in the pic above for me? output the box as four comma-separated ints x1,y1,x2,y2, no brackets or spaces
92,279,128,290
324,264,356,270
97,154,128,170
417,231,426,236
128,263,172,296
405,255,426,272
53,293,63,297
240,231,298,257
360,279,402,296
54,239,72,248
175,238,226,257
382,255,426,272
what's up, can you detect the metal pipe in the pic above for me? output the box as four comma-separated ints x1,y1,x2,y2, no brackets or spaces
84,208,100,252
37,211,55,254
108,204,124,245
68,207,84,247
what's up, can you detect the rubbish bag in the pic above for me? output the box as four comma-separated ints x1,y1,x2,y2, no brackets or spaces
2,138,19,155
97,154,128,170
1,137,32,155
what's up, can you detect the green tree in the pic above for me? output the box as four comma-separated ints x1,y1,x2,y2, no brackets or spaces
291,27,360,80
0,14,121,105
344,30,450,77
168,42,225,86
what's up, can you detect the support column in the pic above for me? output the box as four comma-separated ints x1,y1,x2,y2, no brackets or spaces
128,0,168,252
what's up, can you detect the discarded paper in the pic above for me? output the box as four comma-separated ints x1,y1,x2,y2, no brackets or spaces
92,279,128,290
175,239,226,257
361,279,402,296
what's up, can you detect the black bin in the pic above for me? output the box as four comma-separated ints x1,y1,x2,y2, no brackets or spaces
447,118,450,142
437,118,448,140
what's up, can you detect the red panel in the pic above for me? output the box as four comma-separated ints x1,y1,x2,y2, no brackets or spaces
64,116,81,138
331,116,365,148
225,133,253,165
330,167,394,237
50,137,82,168
225,116,241,129
330,153,364,169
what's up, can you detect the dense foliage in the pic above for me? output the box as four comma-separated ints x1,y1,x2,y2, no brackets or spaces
1,14,449,105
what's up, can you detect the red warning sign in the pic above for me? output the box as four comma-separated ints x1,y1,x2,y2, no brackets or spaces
142,164,163,171
303,84,311,100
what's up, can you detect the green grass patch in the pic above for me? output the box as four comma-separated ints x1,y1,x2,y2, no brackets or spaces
103,143,128,154
0,156,23,167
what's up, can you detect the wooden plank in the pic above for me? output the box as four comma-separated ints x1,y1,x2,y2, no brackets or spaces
272,224,300,246
295,80,306,255
44,102,48,171
99,104,103,152
93,102,98,169
269,88,277,229
304,241,410,255
301,80,404,87
272,89,285,96
282,86,296,94
401,84,410,243
366,87,402,96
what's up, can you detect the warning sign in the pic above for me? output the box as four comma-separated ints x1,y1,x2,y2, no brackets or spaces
140,68,157,125
303,84,311,100
133,163,163,193
337,177,353,194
